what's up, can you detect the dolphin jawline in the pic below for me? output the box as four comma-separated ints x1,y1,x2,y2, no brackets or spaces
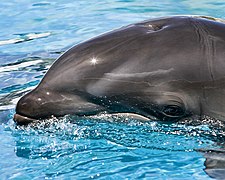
13,112,153,125
14,113,36,125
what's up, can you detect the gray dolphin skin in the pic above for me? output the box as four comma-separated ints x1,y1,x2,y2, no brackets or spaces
199,149,225,179
14,16,225,125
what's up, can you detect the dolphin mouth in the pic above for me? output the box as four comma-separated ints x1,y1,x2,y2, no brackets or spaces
13,113,37,125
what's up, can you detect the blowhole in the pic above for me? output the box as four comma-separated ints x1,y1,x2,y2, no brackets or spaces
145,24,163,31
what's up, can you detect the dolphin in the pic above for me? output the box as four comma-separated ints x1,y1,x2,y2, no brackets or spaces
199,148,225,179
13,16,225,125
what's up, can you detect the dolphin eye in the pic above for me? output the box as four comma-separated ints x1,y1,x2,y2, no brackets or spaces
162,105,185,117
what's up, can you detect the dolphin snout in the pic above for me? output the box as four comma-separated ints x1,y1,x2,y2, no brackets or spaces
14,91,43,125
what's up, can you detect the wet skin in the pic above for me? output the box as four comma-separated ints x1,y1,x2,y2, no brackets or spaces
14,16,225,125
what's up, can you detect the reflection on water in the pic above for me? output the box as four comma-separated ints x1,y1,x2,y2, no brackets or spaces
0,0,225,179
4,115,223,179
0,32,51,46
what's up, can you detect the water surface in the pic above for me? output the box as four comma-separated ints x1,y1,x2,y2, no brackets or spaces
1,0,225,179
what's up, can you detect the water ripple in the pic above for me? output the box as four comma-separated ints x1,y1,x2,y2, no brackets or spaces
0,32,51,46
1,0,225,179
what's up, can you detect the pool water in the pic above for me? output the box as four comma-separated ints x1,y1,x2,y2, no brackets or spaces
1,0,225,179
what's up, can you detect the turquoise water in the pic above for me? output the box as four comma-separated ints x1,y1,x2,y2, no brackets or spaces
1,0,225,179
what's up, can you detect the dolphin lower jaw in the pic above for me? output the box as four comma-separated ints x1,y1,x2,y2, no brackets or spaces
13,113,37,125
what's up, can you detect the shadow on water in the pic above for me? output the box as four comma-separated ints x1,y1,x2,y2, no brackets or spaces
198,148,225,180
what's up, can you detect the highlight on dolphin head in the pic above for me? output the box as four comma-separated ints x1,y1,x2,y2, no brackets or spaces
14,15,225,125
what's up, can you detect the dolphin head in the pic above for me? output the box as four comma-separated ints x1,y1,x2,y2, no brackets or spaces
13,16,225,124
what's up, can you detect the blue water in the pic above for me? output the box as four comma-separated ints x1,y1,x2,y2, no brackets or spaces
1,0,225,179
